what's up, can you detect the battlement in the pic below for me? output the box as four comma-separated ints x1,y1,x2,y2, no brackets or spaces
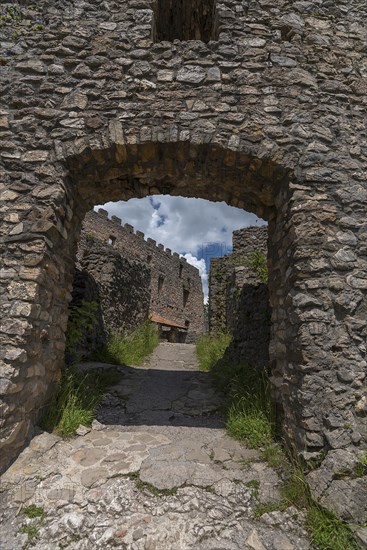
78,208,205,348
90,208,194,268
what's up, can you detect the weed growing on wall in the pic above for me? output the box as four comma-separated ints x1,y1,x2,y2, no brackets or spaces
196,332,232,371
65,300,99,364
93,321,159,366
0,4,45,42
248,250,268,283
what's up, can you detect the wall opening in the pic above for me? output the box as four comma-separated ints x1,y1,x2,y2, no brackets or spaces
183,288,190,307
153,0,216,43
158,274,164,294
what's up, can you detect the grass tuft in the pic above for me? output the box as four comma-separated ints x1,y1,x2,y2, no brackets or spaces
40,367,120,437
196,331,232,371
227,401,272,448
22,504,44,519
213,360,275,449
261,443,287,469
19,525,39,543
93,321,159,366
306,506,359,550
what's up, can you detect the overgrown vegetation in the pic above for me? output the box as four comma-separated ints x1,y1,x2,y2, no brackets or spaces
65,300,100,364
248,250,268,283
196,333,359,549
40,367,121,437
196,331,232,371
93,321,159,366
208,357,275,449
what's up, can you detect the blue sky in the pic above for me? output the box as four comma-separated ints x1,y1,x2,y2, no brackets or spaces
95,196,266,301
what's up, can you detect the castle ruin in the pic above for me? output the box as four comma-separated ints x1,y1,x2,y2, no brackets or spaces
77,208,204,345
0,0,366,516
209,225,270,369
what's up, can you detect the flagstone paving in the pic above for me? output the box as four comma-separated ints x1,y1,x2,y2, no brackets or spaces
0,343,311,549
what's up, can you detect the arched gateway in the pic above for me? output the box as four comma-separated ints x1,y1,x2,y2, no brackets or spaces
0,0,366,484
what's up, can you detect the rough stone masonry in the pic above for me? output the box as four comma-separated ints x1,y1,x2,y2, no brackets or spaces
0,0,366,518
209,226,270,369
78,208,205,343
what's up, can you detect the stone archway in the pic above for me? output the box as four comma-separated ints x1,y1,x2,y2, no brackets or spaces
0,126,363,472
1,0,366,478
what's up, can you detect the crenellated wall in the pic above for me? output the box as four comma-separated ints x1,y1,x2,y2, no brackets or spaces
79,209,205,342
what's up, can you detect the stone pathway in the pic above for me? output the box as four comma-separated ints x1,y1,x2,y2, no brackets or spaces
0,343,311,549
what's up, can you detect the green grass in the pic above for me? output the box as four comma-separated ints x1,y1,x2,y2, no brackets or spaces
93,321,159,366
196,331,232,371
212,360,275,449
261,443,287,469
40,367,121,437
246,479,260,499
19,525,39,543
227,401,273,448
65,300,100,364
197,337,360,549
125,471,178,497
306,506,360,550
254,464,359,550
248,250,268,283
22,504,44,519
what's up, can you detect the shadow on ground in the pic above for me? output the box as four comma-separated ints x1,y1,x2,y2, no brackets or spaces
83,363,225,429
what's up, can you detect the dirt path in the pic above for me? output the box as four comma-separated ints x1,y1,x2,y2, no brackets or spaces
0,343,311,549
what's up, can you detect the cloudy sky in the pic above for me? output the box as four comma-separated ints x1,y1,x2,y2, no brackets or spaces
95,196,266,301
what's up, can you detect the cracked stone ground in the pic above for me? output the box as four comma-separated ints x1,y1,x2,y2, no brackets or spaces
0,343,311,549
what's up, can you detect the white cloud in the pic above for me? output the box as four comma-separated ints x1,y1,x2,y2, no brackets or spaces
182,253,209,303
95,196,266,301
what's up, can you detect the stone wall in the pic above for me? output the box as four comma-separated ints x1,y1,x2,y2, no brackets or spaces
77,233,151,340
226,268,271,369
1,0,366,515
209,226,270,368
209,255,236,335
209,226,268,335
80,209,205,342
65,267,106,363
